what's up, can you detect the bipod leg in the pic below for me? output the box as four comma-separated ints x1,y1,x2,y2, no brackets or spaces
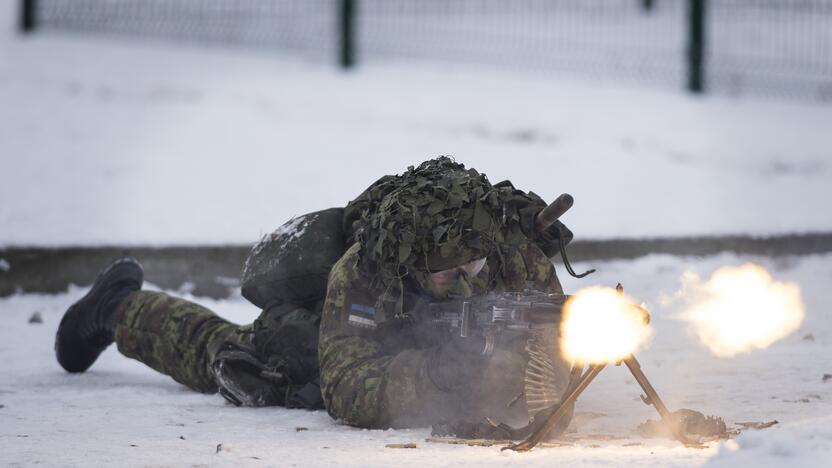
622,355,697,445
504,363,606,452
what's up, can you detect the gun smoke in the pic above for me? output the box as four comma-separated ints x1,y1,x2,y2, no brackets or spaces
664,263,805,357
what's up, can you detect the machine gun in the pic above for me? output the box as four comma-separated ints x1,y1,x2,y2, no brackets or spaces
428,285,697,451
428,290,568,355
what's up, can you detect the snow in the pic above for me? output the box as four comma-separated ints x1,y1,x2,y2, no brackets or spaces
0,2,14,37
2,253,830,467
272,215,308,241
704,417,832,468
0,258,10,272
1,34,832,246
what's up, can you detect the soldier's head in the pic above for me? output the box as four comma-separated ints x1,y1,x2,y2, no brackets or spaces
356,157,503,301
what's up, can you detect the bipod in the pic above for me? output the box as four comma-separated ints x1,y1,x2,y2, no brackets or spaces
503,363,606,452
505,353,694,452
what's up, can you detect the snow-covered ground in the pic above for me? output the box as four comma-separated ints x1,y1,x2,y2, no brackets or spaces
2,253,830,467
2,31,832,246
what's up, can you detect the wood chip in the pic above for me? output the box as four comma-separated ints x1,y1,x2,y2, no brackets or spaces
425,437,508,447
425,437,572,449
385,443,418,449
538,442,572,448
565,434,626,441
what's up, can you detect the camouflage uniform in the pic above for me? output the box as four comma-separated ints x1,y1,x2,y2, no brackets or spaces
111,157,569,428
114,291,243,393
318,240,562,428
114,292,321,405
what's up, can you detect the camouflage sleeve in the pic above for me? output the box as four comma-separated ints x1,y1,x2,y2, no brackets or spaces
500,240,564,294
318,245,458,429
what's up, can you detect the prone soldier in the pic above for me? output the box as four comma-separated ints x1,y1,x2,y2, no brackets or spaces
55,157,580,432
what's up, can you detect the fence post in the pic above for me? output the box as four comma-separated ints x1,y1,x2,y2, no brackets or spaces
338,0,356,69
686,0,706,93
20,0,37,33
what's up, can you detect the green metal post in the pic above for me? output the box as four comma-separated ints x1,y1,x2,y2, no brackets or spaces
339,0,356,69
20,0,37,33
687,0,706,93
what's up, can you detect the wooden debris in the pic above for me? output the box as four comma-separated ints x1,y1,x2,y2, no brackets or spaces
385,443,418,449
425,437,573,448
425,437,509,447
295,427,308,432
565,433,626,442
538,441,573,448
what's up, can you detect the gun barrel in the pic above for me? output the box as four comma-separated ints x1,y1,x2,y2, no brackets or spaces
535,193,574,233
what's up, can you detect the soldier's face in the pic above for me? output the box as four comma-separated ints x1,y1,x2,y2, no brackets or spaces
427,257,487,294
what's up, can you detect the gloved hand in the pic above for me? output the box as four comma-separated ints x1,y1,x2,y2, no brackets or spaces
427,334,490,393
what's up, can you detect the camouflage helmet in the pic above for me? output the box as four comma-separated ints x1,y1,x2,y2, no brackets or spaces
344,156,550,315
351,157,498,276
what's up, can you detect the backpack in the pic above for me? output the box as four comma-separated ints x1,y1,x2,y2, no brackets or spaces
241,207,346,310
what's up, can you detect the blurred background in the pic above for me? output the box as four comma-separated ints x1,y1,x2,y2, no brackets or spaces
1,0,831,295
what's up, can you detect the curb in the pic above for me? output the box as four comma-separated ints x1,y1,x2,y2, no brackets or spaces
2,233,831,299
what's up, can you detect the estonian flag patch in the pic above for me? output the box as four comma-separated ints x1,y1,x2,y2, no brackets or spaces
348,303,376,329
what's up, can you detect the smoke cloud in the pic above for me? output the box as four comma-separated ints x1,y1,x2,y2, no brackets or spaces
666,263,805,357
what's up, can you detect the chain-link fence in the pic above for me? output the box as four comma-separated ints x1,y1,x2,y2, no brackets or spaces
20,0,832,101
709,1,832,99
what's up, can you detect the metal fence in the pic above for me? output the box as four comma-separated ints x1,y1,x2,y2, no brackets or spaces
19,0,832,101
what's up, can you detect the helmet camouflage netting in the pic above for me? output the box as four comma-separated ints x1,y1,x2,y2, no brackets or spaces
344,157,549,315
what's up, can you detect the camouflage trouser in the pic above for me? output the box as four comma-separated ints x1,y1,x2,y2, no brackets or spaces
113,291,248,393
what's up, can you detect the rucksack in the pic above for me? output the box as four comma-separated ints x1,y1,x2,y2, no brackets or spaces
241,207,346,310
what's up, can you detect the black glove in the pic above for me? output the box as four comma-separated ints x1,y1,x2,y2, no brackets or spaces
427,335,490,393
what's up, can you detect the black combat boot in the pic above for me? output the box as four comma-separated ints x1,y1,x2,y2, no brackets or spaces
55,257,144,373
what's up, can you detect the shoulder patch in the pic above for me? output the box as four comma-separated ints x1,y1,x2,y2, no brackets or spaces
348,303,377,329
